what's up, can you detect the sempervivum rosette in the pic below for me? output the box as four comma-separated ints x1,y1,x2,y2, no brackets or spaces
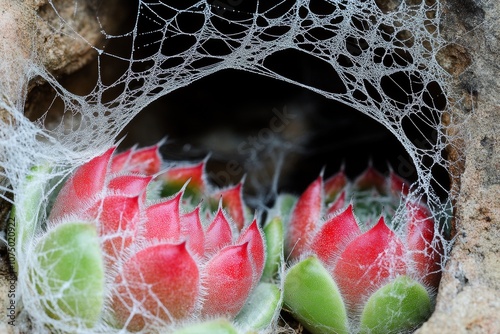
18,145,280,333
280,167,443,334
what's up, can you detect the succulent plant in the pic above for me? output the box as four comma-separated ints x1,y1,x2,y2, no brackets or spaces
280,167,443,334
11,142,445,333
18,144,280,332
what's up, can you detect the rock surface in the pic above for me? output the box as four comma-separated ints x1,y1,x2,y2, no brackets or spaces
417,0,500,332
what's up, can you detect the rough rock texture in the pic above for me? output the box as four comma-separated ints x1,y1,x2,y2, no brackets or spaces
33,0,104,76
416,0,500,332
0,1,33,112
0,0,124,119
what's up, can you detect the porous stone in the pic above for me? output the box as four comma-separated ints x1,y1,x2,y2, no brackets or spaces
416,0,500,332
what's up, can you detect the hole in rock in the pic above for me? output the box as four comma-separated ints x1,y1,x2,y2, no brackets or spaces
24,0,450,207
117,67,449,204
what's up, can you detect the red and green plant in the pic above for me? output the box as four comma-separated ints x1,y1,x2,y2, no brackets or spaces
18,145,280,332
11,144,445,333
280,168,443,333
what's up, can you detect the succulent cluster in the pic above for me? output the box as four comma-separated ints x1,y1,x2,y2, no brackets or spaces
11,144,445,333
279,168,443,333
15,145,279,332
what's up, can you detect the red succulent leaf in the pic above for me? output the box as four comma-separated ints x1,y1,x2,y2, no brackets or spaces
236,219,265,285
49,147,114,220
353,166,386,194
389,171,410,197
108,175,152,199
112,242,200,331
326,190,347,216
160,160,207,193
202,243,254,317
181,206,205,258
286,176,323,260
406,201,442,287
141,192,183,242
97,195,141,259
311,204,361,266
333,217,406,309
213,182,246,230
111,144,161,175
324,170,348,203
204,207,234,255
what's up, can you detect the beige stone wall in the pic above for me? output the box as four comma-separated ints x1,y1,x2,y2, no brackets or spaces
416,0,500,332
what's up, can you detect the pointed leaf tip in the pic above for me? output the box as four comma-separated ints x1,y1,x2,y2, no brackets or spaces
326,189,347,215
202,243,254,317
354,166,386,193
159,160,207,199
286,176,323,259
142,192,183,242
181,206,205,258
311,204,361,266
111,144,161,175
214,182,246,231
324,170,348,203
205,207,234,255
49,148,114,220
406,201,442,288
108,174,152,198
237,219,266,284
333,216,406,309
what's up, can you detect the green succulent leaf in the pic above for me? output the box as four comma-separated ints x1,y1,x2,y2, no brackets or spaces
262,216,284,280
276,193,297,225
360,275,432,334
32,222,105,328
9,164,53,272
162,180,203,204
172,319,238,334
351,190,399,230
235,282,282,330
283,256,348,334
